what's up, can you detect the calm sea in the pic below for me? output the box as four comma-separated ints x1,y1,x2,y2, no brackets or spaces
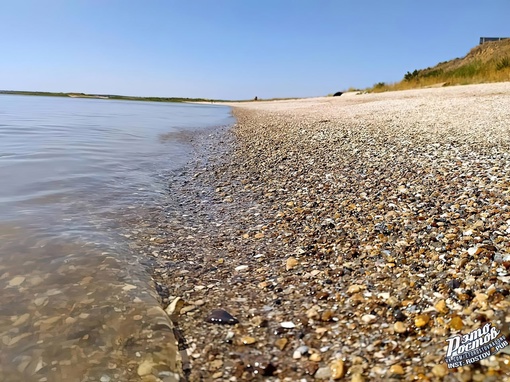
0,95,233,381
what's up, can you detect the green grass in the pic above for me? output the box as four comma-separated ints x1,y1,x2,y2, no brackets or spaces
450,61,483,77
496,57,510,71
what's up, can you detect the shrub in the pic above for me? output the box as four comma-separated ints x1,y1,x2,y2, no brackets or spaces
404,69,420,81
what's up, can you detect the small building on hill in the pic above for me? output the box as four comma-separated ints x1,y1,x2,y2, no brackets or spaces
480,37,509,44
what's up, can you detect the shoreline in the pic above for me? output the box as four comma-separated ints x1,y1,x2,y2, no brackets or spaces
143,82,510,381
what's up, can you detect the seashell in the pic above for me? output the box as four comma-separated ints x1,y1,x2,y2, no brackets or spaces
205,309,239,325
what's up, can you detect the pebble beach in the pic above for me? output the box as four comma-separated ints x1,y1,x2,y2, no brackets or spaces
136,82,510,381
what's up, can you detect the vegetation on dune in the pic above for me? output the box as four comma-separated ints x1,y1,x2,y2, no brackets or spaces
368,39,510,93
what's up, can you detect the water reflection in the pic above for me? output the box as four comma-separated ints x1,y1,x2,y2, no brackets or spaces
0,225,181,382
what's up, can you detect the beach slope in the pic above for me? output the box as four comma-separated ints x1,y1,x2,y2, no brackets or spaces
154,83,510,381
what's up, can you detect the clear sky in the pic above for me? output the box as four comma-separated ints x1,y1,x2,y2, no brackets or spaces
1,1,509,100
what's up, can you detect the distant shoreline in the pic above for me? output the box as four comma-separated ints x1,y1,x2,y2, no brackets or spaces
0,90,311,104
0,90,230,103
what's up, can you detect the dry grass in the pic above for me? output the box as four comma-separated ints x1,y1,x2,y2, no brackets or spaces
370,39,510,93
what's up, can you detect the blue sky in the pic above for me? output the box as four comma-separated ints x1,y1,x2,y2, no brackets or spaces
1,1,509,100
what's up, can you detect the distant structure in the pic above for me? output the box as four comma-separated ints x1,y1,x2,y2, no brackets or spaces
480,37,509,44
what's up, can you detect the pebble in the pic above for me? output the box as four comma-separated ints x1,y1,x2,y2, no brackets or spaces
13,313,30,326
330,359,346,379
414,314,430,328
321,310,334,321
251,315,268,327
389,364,404,375
180,305,196,314
309,353,321,362
432,364,448,377
8,276,25,287
315,366,332,380
316,291,329,300
394,321,407,333
347,285,363,294
434,299,448,314
224,331,235,342
447,279,461,290
137,360,154,377
293,345,309,359
306,305,320,319
361,314,376,324
468,246,483,256
306,361,319,376
275,338,288,350
450,316,464,330
286,257,299,270
211,371,223,379
240,336,256,345
280,321,296,328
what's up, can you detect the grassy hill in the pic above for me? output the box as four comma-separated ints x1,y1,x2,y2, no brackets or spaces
370,39,510,92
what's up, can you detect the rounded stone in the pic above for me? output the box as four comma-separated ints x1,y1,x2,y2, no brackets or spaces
330,359,345,380
414,314,430,328
450,316,464,330
286,257,299,270
390,364,404,375
432,364,448,377
394,321,407,333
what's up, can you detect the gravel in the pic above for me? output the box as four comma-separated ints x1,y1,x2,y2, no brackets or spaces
136,82,510,381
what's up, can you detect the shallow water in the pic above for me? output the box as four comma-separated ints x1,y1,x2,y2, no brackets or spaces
0,95,232,381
